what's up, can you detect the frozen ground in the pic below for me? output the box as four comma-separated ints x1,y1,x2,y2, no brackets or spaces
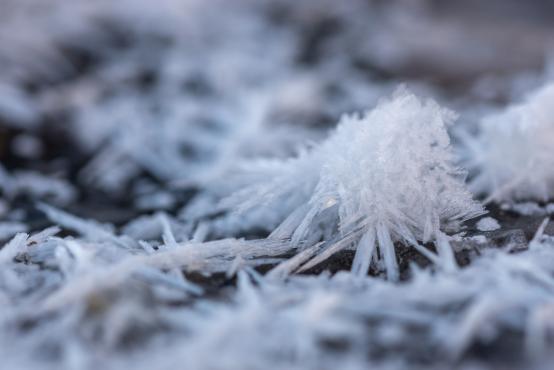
2,1,554,369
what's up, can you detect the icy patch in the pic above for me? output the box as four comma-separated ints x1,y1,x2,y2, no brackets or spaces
476,217,500,231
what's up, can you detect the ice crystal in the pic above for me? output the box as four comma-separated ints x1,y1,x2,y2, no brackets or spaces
462,82,554,202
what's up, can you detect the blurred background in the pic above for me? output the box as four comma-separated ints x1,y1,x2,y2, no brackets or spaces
1,0,554,231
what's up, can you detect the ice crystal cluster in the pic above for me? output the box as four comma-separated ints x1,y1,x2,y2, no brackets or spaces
463,82,554,202
221,89,483,280
2,1,554,370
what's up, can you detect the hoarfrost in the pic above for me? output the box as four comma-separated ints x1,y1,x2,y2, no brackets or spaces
462,83,554,202
1,1,554,369
223,88,483,279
